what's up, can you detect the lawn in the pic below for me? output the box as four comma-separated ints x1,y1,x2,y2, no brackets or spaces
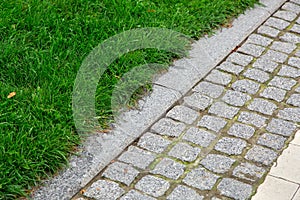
0,0,258,199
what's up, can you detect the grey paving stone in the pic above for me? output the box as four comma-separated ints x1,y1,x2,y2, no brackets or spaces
151,118,186,137
214,137,247,155
102,162,139,186
200,154,235,173
167,185,204,200
245,34,273,47
135,175,170,197
278,108,300,122
264,17,290,30
151,158,185,180
208,102,240,119
217,61,244,75
252,58,278,73
292,0,300,5
84,180,125,200
184,93,213,111
282,2,300,13
205,70,232,86
280,32,300,44
233,162,265,182
166,105,199,124
232,79,260,95
287,94,300,107
296,86,300,93
193,81,225,98
273,10,298,21
118,146,156,170
260,50,288,63
296,50,300,57
238,43,265,57
257,133,286,150
183,167,219,190
260,86,287,102
270,41,297,54
197,115,228,132
183,127,216,147
120,190,156,200
138,132,171,153
278,65,300,78
288,57,300,69
228,123,255,139
269,76,297,90
257,25,280,38
168,142,201,162
238,112,268,128
291,24,300,34
227,52,253,66
245,145,278,166
247,98,278,115
222,90,251,107
266,118,297,136
297,16,300,24
217,178,252,200
243,68,270,83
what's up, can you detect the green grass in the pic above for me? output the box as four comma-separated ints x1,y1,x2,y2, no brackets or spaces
0,0,258,198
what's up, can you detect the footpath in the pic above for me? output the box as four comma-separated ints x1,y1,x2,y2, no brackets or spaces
32,0,300,199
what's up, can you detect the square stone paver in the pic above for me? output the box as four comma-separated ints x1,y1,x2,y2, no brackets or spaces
151,158,185,180
183,167,219,190
151,118,186,137
166,105,199,124
228,122,256,139
84,180,125,200
168,142,201,162
282,2,300,13
214,137,247,155
227,52,253,66
102,162,139,186
280,32,300,44
120,190,156,200
200,154,235,173
238,43,265,57
118,146,156,170
278,65,300,78
167,185,204,200
232,79,260,94
193,81,225,98
245,145,278,166
287,94,300,107
268,76,297,90
270,41,296,54
247,98,278,115
252,176,299,200
183,127,216,147
266,118,296,136
260,50,288,63
243,68,270,83
217,178,252,200
183,93,213,111
238,111,268,128
257,133,286,150
197,115,227,132
222,90,251,107
278,108,300,122
260,86,287,102
246,34,272,46
217,61,244,75
264,17,290,30
135,175,170,197
257,25,280,38
252,58,278,73
273,10,298,21
138,132,171,153
288,57,300,69
205,70,232,85
233,162,265,182
208,102,240,119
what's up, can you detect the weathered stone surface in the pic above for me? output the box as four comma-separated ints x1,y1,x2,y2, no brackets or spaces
245,34,272,46
102,162,139,186
222,90,251,107
233,162,266,182
151,158,185,180
166,105,199,124
214,137,247,155
264,17,290,30
197,115,227,132
245,145,278,166
228,123,255,139
270,41,296,54
247,98,277,115
118,146,156,170
217,61,244,75
257,133,286,150
266,118,297,136
260,50,288,63
183,93,213,111
167,185,204,200
84,180,125,200
252,58,278,73
183,167,219,190
205,70,232,85
227,52,253,66
269,76,297,91
243,68,270,83
238,43,265,57
273,10,298,21
260,86,287,102
232,79,260,94
238,112,268,128
288,57,300,69
278,65,300,78
287,94,300,107
120,190,156,200
151,118,186,137
278,108,300,122
282,2,300,13
257,25,280,38
168,142,201,162
183,127,216,147
200,154,235,173
138,132,171,153
193,81,225,98
280,32,300,44
218,178,252,200
291,24,300,34
135,175,170,197
208,102,240,119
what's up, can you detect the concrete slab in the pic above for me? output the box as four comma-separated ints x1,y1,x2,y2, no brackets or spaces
252,176,299,200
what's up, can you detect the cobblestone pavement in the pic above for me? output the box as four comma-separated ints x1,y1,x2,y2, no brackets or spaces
73,1,300,200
